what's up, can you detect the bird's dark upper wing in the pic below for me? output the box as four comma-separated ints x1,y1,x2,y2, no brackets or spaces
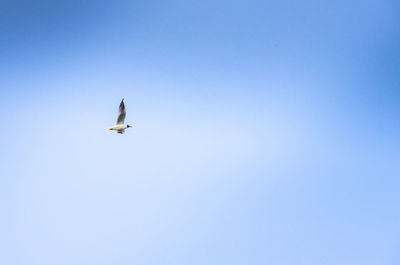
116,99,126,124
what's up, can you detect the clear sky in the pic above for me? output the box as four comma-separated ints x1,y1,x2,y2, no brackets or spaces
1,0,399,264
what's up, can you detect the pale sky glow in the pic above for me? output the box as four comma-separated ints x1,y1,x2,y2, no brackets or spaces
1,1,399,265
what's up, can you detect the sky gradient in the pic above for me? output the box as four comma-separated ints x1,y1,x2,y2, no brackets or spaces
1,1,400,264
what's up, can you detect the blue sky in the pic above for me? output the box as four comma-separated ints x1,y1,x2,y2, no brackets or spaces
1,0,399,264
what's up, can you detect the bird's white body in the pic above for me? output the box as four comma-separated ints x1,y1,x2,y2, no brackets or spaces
108,124,128,134
108,98,132,134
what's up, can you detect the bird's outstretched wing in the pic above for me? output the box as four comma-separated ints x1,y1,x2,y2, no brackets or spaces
116,99,126,125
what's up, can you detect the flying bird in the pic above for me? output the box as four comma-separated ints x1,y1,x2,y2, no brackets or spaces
108,98,132,134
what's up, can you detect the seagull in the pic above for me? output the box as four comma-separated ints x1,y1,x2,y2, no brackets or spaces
108,98,132,134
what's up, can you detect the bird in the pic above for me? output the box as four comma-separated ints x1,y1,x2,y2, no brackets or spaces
108,98,132,134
